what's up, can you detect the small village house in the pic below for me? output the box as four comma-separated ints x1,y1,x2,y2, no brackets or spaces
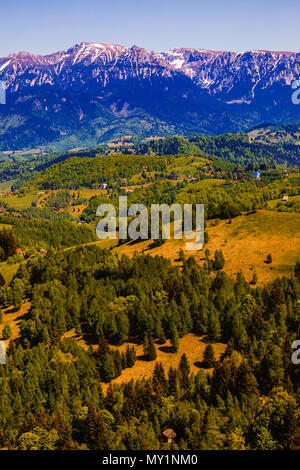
252,171,261,180
162,428,177,443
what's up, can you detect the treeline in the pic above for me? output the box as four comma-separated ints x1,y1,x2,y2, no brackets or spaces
20,206,74,221
176,178,300,219
0,215,97,251
135,136,203,157
135,134,300,168
0,149,105,189
190,134,293,167
29,154,174,189
0,152,61,189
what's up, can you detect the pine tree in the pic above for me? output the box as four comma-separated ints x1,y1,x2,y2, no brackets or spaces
143,334,149,359
235,361,258,398
250,270,258,285
295,261,300,282
85,403,109,450
112,350,122,377
179,249,185,262
179,353,190,390
53,412,73,450
168,366,178,396
7,339,16,356
265,253,272,264
152,362,167,395
143,335,157,361
11,278,25,311
249,307,264,337
170,325,179,352
126,345,136,368
101,352,116,383
148,337,157,361
95,337,110,368
2,323,12,340
202,344,216,368
213,250,225,271
121,352,127,369
221,338,234,359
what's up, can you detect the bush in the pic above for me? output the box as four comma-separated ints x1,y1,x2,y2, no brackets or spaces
2,324,12,340
265,253,272,264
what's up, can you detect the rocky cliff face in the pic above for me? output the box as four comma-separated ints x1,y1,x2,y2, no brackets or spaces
0,42,299,150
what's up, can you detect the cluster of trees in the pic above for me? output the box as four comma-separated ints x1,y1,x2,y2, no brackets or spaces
21,206,74,221
81,174,299,225
176,178,300,220
0,156,48,188
203,249,226,272
135,137,203,157
190,133,300,168
0,149,103,190
0,230,17,260
95,339,137,383
0,150,71,189
47,190,71,210
0,215,96,252
30,154,174,189
134,134,300,168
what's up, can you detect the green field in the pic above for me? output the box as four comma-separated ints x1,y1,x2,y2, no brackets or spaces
0,192,40,209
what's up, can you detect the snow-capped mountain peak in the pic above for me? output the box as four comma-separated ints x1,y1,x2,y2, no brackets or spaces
0,41,299,150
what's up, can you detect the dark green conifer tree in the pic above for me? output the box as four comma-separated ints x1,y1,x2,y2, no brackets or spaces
202,344,216,368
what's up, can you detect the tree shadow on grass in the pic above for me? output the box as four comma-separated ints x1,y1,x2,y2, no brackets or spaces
137,353,155,362
193,361,203,369
158,345,174,353
200,335,214,344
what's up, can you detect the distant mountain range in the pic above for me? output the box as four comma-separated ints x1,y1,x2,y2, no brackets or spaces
0,42,300,150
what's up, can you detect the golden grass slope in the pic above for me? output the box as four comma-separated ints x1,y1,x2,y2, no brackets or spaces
113,210,300,284
108,334,226,387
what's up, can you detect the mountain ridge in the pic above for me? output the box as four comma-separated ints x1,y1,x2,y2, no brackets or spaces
0,42,300,150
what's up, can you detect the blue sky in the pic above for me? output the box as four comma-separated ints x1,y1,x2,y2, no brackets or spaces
0,0,299,56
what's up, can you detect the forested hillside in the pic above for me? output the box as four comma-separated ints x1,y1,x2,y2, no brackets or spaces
81,174,300,222
0,133,299,192
136,135,300,167
0,246,299,450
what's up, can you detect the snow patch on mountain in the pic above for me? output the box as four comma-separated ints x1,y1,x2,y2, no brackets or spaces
0,60,11,72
